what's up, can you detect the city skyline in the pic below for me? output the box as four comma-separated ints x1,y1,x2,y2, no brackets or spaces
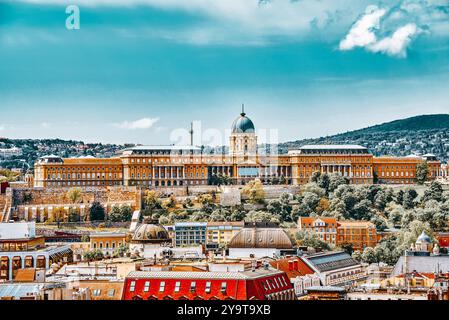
1,0,449,144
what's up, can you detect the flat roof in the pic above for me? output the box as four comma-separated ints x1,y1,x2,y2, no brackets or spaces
298,145,367,150
123,145,201,151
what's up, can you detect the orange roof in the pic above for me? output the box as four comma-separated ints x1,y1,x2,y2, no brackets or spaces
269,257,314,279
14,268,36,282
298,217,337,225
337,221,375,228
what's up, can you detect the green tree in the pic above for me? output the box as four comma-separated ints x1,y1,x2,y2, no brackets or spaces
242,179,265,204
67,187,83,204
352,250,362,262
416,161,429,185
143,190,162,213
68,208,80,222
89,201,105,221
423,181,444,203
361,247,377,264
295,230,330,251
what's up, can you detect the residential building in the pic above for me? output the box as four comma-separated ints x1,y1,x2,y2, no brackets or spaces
206,221,244,250
336,221,378,251
174,222,207,247
90,232,127,257
122,266,296,300
300,251,365,286
297,217,338,245
269,256,320,296
0,222,73,281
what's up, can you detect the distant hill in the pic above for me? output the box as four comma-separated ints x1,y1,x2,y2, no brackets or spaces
278,114,449,162
336,114,449,136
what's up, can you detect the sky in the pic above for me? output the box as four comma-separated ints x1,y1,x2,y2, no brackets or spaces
0,0,449,146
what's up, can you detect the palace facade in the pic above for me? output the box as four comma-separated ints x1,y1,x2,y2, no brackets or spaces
33,110,442,188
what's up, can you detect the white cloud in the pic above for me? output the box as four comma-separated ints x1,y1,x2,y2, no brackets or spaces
0,125,5,131
369,23,419,57
339,5,386,51
114,117,159,130
339,4,425,57
41,122,51,128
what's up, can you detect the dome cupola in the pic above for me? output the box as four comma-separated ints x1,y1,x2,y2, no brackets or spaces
231,104,255,133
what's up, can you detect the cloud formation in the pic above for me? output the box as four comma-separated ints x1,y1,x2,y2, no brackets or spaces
339,4,424,57
339,6,386,51
114,117,159,130
369,23,419,57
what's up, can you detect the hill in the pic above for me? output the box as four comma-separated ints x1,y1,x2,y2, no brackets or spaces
278,114,449,162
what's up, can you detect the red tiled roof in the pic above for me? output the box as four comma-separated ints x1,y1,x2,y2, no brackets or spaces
269,257,315,278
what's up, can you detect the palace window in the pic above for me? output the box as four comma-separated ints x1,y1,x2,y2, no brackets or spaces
144,281,150,292
174,281,181,292
129,281,136,292
159,281,166,292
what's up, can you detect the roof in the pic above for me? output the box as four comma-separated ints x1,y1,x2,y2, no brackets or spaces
337,221,376,228
306,286,346,293
0,284,42,299
298,145,367,150
14,269,36,282
231,112,255,133
416,231,432,244
126,268,284,280
298,217,337,225
132,223,170,242
392,256,449,276
302,251,361,273
90,232,127,238
123,145,201,151
77,280,124,300
228,227,294,249
269,257,315,278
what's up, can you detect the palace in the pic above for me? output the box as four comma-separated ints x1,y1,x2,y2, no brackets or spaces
33,109,441,188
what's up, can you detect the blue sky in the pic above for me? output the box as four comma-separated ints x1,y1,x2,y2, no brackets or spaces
0,0,449,145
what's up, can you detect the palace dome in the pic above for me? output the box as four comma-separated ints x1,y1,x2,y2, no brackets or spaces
228,227,294,249
231,108,255,133
416,231,432,244
132,220,170,243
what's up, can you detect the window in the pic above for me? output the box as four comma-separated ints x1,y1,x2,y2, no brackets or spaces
190,281,196,292
144,281,150,292
159,281,166,292
221,282,227,293
129,281,136,292
205,281,211,293
92,289,101,296
174,281,181,292
108,289,115,297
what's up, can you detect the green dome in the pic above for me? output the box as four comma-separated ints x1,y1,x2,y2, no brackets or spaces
231,111,255,133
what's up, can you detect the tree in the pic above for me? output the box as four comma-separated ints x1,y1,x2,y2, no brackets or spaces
119,205,133,222
403,187,418,209
245,210,280,223
352,250,362,262
68,208,80,222
295,230,330,251
67,187,83,204
242,179,265,204
416,161,429,185
423,181,444,203
340,242,354,255
84,249,104,261
89,201,105,221
109,206,122,222
143,190,162,213
361,247,377,264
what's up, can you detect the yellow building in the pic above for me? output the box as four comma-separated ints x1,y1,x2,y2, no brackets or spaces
33,110,442,188
206,221,244,249
89,232,128,257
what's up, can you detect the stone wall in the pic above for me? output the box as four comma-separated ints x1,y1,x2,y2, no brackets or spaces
11,186,141,222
